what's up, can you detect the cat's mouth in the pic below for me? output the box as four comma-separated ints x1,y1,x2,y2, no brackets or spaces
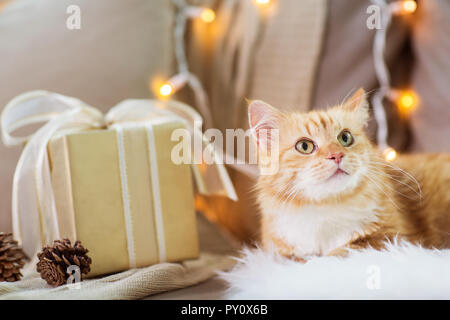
327,167,349,180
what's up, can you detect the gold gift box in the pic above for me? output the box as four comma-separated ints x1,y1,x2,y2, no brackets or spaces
47,121,199,277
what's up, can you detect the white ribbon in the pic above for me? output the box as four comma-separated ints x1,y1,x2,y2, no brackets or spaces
145,123,167,263
115,126,137,268
1,91,237,263
2,91,104,257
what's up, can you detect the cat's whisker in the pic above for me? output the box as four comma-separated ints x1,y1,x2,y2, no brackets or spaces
342,159,408,209
362,165,422,198
284,188,299,206
276,183,293,200
367,169,421,194
276,178,300,205
367,159,422,196
308,168,335,181
275,166,339,206
344,158,422,199
364,174,401,210
338,88,374,108
364,169,421,201
280,185,301,208
339,88,357,106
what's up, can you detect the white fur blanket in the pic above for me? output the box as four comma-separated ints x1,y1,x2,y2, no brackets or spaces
220,243,450,299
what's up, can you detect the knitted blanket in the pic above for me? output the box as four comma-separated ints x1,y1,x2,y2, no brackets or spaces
0,214,236,300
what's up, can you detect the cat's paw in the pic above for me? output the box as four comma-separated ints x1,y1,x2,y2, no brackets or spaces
327,247,350,258
285,254,307,264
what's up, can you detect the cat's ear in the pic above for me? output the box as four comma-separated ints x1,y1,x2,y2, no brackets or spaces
248,100,282,150
342,88,369,125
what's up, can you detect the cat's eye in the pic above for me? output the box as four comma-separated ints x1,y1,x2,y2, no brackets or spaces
337,130,354,147
295,139,316,154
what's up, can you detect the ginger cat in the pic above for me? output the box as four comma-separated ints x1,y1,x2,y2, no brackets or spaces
248,88,450,261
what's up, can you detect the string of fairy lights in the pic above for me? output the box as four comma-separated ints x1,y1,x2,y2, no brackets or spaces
152,0,419,162
152,0,270,129
371,0,418,161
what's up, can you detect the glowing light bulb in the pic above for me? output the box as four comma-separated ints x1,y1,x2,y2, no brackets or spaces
400,94,414,108
255,0,270,6
200,8,215,23
402,0,417,14
383,147,397,162
154,74,188,99
394,90,419,115
391,0,417,15
185,7,215,23
159,83,173,97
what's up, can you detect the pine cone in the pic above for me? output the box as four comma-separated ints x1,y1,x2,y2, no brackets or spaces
0,232,26,282
37,239,92,287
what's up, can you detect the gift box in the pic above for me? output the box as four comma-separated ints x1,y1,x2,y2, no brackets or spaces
48,123,199,277
1,91,237,278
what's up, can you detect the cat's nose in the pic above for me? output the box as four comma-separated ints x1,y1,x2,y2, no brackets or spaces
327,152,344,164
